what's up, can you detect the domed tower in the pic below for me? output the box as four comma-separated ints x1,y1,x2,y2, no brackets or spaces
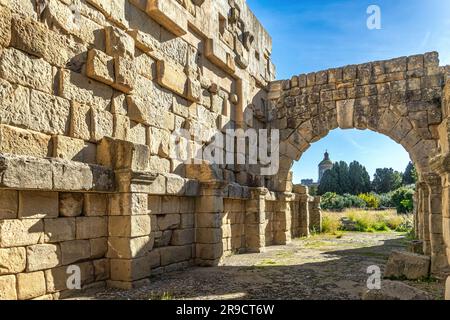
318,151,333,182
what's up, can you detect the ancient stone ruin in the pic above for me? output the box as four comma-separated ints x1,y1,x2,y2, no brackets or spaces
0,0,449,300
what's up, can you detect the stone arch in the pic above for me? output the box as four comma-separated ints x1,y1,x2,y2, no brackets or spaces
265,52,449,273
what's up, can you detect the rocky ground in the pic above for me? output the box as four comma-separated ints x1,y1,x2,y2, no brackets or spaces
72,232,446,300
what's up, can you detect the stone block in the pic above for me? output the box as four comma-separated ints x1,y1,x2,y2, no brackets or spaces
157,214,180,230
59,69,112,110
109,193,148,216
148,126,171,158
110,255,152,281
90,238,108,259
53,135,96,163
83,194,107,216
93,258,110,281
105,26,135,59
0,275,17,300
0,6,11,48
29,89,71,136
0,78,30,129
113,57,136,93
86,49,115,85
160,245,192,266
165,174,185,195
0,48,52,93
196,243,222,260
51,161,95,191
446,276,450,300
10,14,87,69
0,190,18,219
59,193,83,217
0,219,43,247
196,228,222,244
109,215,152,237
76,217,107,239
19,191,58,220
26,244,60,272
69,102,92,141
91,106,114,142
171,229,194,246
17,271,46,300
149,156,171,174
0,247,26,275
126,95,152,126
108,236,154,259
0,125,52,158
384,250,431,280
156,60,187,97
60,240,91,265
146,0,188,37
44,218,76,243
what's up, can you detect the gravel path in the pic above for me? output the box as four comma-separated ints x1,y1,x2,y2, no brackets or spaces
71,232,445,300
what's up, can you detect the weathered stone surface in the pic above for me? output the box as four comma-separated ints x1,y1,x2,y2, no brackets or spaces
45,261,94,293
16,271,46,300
19,191,58,219
76,217,107,239
0,219,43,247
0,190,18,219
69,102,92,141
0,247,26,275
105,26,135,59
91,237,108,259
0,125,52,158
53,135,96,163
26,244,60,271
160,245,192,266
171,229,195,246
86,49,115,85
113,57,136,93
156,60,187,97
91,106,114,142
384,251,431,280
0,275,17,300
59,193,83,217
110,255,152,281
84,194,108,216
109,215,152,237
0,6,11,48
108,236,154,259
146,0,188,37
362,280,433,300
60,240,91,265
0,79,30,129
59,70,112,110
44,218,76,243
446,276,450,300
0,48,53,93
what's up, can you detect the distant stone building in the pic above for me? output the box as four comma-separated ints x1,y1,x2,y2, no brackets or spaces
318,151,334,182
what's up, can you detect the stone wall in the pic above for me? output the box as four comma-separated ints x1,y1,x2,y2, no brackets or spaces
0,0,448,300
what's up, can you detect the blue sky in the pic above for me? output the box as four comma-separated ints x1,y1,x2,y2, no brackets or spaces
247,0,450,183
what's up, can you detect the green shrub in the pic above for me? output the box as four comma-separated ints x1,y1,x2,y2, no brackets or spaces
358,193,380,209
391,186,415,214
322,214,342,234
379,192,394,208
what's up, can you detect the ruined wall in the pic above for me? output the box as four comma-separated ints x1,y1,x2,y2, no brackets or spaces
0,0,281,299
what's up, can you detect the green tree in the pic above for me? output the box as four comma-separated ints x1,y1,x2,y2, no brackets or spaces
348,161,371,194
372,168,403,193
402,161,417,185
318,169,339,195
336,161,351,194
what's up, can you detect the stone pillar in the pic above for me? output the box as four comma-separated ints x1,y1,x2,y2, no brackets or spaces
195,180,225,266
425,174,449,273
97,138,157,289
309,196,322,233
421,183,432,255
298,194,310,238
273,193,293,244
245,188,268,253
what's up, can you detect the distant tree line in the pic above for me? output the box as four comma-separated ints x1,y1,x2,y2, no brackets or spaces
317,161,417,196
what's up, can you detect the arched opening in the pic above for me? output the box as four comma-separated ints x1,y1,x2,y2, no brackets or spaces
291,128,416,242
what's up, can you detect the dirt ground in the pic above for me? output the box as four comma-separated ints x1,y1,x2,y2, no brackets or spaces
72,232,446,300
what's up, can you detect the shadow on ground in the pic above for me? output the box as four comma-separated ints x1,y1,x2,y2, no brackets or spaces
72,232,445,300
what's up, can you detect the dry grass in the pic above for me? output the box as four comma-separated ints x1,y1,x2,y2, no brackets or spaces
322,209,413,234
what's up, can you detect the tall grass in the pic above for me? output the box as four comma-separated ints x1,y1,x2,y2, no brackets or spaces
322,209,413,234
